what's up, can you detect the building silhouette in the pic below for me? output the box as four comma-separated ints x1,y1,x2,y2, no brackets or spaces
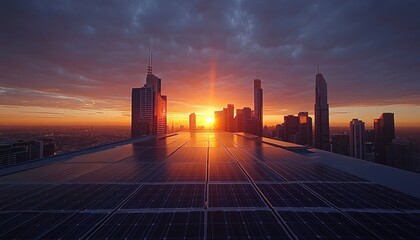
131,54,167,137
350,119,366,160
279,112,312,145
226,104,235,132
374,113,395,165
189,112,196,131
235,109,244,132
254,79,263,136
314,71,330,151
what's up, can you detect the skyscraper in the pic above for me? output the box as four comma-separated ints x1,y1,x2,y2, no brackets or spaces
254,79,263,136
189,112,196,131
298,112,313,146
226,104,235,132
314,71,330,151
131,55,167,137
374,113,395,165
349,119,366,160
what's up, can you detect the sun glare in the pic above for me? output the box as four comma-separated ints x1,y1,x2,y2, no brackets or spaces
206,118,214,124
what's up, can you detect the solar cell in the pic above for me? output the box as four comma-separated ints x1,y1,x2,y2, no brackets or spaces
3,184,138,211
165,147,207,163
89,211,204,239
209,163,249,182
208,184,266,208
207,210,291,239
304,182,393,210
347,212,420,239
344,183,420,210
0,212,73,239
143,162,206,182
41,213,108,239
69,162,158,183
0,184,53,209
209,148,236,163
119,147,177,162
257,183,330,208
239,162,284,182
279,211,376,239
121,184,205,209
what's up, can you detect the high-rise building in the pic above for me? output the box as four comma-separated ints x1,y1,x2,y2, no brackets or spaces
243,107,258,135
298,112,313,146
189,112,196,131
226,104,235,132
349,119,366,160
284,115,299,143
374,113,395,165
131,55,167,137
214,110,224,130
235,109,244,132
254,79,263,136
314,71,330,151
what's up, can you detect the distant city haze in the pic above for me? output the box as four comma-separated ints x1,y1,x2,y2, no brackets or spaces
0,1,420,128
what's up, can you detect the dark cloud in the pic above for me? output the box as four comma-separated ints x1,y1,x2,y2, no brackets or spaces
0,0,419,122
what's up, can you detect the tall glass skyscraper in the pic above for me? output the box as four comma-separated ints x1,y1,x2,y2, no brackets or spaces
254,79,263,136
131,59,167,137
314,72,330,151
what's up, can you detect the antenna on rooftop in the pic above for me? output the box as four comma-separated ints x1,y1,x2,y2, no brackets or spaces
147,47,152,74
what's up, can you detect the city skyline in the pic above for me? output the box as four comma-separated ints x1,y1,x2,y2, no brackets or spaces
1,1,420,128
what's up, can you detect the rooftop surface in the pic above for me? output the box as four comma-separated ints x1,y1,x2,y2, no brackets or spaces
0,132,419,239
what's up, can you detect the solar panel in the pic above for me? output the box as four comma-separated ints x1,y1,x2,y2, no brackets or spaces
69,162,158,183
143,162,206,182
207,210,291,239
209,163,249,182
0,212,73,239
278,211,376,239
265,161,367,182
347,212,420,239
121,184,205,209
343,183,420,210
257,183,330,208
0,132,419,239
3,184,138,211
89,211,204,239
208,184,266,208
239,162,285,182
303,182,393,210
40,213,108,239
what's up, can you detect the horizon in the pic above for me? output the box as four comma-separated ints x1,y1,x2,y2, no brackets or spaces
1,1,420,128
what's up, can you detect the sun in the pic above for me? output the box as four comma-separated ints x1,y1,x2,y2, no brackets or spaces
206,118,214,124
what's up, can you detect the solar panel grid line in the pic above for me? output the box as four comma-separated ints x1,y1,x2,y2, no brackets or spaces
345,212,420,239
342,183,420,212
221,143,297,240
84,140,193,239
204,135,210,240
295,182,397,239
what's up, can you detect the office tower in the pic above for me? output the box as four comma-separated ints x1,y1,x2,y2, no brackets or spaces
284,115,299,143
349,119,366,160
243,107,258,135
226,104,235,132
298,112,313,146
331,134,350,156
131,55,167,137
314,71,330,151
235,109,244,132
254,79,263,136
189,112,196,131
275,124,285,140
374,113,395,165
389,139,416,171
214,110,224,130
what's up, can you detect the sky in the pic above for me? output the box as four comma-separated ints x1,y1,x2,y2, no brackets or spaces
0,0,420,128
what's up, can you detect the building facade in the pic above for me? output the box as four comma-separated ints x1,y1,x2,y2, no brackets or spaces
374,113,395,165
350,119,366,160
254,79,263,136
189,112,196,131
314,72,330,151
131,62,167,137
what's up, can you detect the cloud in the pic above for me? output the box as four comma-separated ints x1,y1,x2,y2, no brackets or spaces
0,0,419,125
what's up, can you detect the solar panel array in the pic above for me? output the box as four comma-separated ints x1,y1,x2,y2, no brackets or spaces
0,132,419,239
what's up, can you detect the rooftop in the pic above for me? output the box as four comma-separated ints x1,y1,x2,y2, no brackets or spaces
0,132,419,239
